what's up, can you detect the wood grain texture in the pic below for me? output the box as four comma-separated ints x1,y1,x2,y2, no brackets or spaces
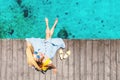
98,40,105,80
17,40,24,80
1,40,7,80
6,40,13,80
86,40,92,80
51,51,57,80
92,40,98,80
68,40,74,80
110,40,117,80
104,40,110,80
23,40,29,80
74,40,80,80
80,40,87,80
13,40,18,80
117,40,120,80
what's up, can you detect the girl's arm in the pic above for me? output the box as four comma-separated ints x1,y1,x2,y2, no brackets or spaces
26,41,42,70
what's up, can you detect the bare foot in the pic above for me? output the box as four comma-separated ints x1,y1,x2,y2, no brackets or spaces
52,18,58,29
55,18,58,24
45,17,48,22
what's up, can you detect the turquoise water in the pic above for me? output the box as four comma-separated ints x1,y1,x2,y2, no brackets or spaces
0,0,120,39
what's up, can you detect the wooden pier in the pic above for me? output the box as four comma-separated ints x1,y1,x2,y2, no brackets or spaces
0,39,120,80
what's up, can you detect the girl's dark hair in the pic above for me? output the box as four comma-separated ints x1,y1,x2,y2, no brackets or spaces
36,61,42,65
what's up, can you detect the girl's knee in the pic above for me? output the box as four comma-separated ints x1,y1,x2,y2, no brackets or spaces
46,29,50,34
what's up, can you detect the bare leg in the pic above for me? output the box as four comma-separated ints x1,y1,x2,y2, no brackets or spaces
45,18,51,39
50,18,58,37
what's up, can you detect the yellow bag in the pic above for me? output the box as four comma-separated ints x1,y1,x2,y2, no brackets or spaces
41,58,51,71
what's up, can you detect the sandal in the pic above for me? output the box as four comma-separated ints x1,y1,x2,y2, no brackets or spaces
59,49,64,60
63,50,71,59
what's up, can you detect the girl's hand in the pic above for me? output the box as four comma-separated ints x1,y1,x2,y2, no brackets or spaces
45,17,48,22
55,18,58,24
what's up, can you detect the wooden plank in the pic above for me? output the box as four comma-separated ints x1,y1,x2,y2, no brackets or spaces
34,69,40,80
23,40,29,80
28,65,34,80
110,40,117,80
13,40,18,80
6,40,13,80
62,40,69,80
80,40,87,80
117,40,120,80
86,40,92,80
79,40,81,80
68,40,74,80
40,70,46,80
92,40,98,80
98,40,104,80
56,41,63,80
17,40,24,80
51,48,57,80
45,70,51,80
0,39,2,80
1,39,7,80
74,40,80,80
104,40,110,80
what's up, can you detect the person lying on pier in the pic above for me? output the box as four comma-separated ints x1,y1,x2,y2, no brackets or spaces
26,18,71,74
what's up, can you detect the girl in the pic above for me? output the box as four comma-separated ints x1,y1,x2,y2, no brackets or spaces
26,18,70,74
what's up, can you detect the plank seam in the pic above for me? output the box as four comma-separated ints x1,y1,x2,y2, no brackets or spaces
0,40,2,80
85,40,87,80
79,40,81,80
11,40,13,80
97,40,99,80
73,41,75,80
5,40,7,80
110,40,111,80
115,41,118,80
22,40,24,80
17,40,18,80
67,40,69,80
103,40,105,80
92,40,94,80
